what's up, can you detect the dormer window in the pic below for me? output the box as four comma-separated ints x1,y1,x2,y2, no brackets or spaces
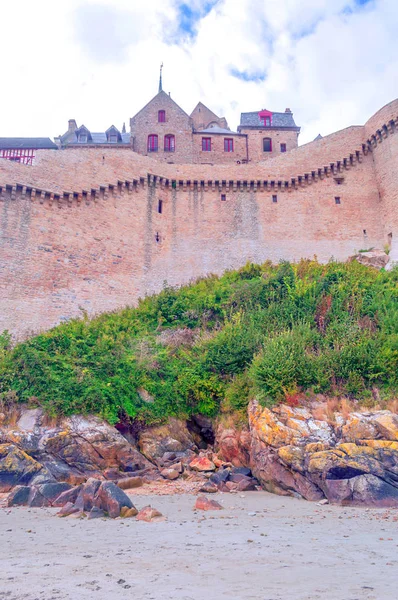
78,134,87,143
109,134,118,143
158,110,166,123
262,116,271,127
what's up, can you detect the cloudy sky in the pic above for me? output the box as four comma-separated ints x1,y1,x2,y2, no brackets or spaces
0,0,396,144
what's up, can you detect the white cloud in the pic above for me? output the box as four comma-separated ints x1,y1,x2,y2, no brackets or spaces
0,0,396,144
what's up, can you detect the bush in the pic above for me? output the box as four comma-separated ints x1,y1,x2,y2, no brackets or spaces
1,260,397,423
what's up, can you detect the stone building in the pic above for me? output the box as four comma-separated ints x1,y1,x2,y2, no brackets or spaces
0,90,397,338
58,87,299,165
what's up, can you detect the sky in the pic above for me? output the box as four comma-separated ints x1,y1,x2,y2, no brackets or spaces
0,0,397,144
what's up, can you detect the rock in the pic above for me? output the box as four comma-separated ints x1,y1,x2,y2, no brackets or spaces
317,499,329,506
373,412,398,441
120,506,138,518
194,496,223,511
0,444,46,492
27,487,52,507
231,466,252,477
215,424,251,467
30,482,72,506
199,481,218,493
160,468,179,480
236,478,257,492
138,418,196,462
136,506,163,522
7,485,31,507
229,472,248,483
189,456,216,472
351,249,390,270
57,502,80,517
88,506,105,520
52,485,82,507
117,476,143,490
94,481,134,518
209,469,230,484
103,468,123,480
82,478,102,511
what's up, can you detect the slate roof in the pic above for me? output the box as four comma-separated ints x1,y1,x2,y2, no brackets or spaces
0,137,57,149
240,111,298,128
61,131,131,146
197,126,241,135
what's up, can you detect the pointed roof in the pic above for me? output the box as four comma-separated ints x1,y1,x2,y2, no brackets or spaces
131,90,191,121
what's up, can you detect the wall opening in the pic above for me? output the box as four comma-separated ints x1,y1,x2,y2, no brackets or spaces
155,232,160,243
272,195,277,203
335,197,341,204
221,194,226,201
158,199,163,214
388,232,393,247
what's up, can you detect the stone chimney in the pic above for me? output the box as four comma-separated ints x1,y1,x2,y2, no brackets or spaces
285,108,292,113
68,119,77,132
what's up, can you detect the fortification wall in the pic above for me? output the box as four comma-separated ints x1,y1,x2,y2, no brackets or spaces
365,99,398,263
0,152,382,338
1,101,396,337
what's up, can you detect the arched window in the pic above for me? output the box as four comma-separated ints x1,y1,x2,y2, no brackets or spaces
158,110,166,123
263,137,272,152
148,134,158,152
164,134,175,152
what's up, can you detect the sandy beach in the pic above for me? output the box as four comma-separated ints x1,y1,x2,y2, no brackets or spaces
1,490,397,600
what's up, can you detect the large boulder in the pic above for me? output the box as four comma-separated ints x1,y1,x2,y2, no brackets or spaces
248,400,398,506
215,423,251,467
94,481,135,518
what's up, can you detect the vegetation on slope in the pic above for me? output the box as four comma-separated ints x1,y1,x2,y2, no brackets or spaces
1,260,398,425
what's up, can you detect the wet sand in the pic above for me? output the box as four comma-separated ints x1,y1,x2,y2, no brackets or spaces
0,491,397,600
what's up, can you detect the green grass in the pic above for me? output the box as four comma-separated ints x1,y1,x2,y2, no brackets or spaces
1,259,398,424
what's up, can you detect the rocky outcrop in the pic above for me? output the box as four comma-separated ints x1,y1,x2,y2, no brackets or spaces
0,409,154,489
248,400,398,507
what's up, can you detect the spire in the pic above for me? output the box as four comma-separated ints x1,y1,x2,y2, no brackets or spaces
122,122,126,134
159,62,163,93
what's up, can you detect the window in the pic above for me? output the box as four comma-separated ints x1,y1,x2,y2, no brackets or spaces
148,134,158,152
109,134,118,143
335,197,341,204
202,137,211,151
263,138,272,152
158,199,163,214
164,134,175,152
78,134,87,143
221,194,226,201
262,116,271,126
272,195,278,203
158,110,166,123
224,138,234,152
280,143,286,153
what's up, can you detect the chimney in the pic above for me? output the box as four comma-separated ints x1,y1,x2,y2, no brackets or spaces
68,119,77,132
285,108,292,113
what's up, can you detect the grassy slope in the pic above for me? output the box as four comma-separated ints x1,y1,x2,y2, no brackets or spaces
1,260,398,425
